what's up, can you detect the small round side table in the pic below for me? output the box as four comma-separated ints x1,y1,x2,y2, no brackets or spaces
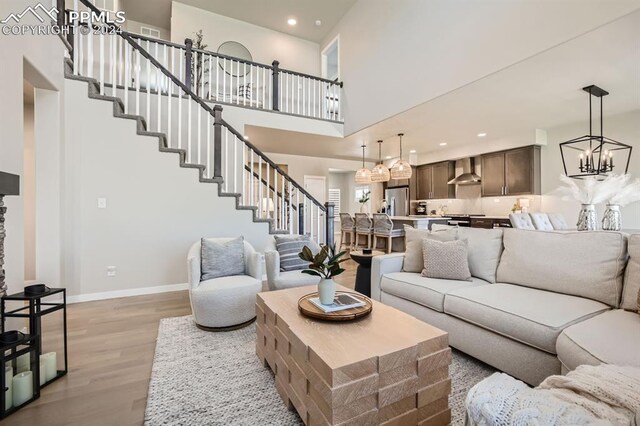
350,250,385,297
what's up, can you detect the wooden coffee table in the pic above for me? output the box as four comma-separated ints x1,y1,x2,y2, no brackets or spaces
256,285,451,425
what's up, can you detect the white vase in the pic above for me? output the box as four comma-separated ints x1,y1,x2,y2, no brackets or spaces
318,278,336,305
577,203,598,231
602,204,621,231
359,203,367,214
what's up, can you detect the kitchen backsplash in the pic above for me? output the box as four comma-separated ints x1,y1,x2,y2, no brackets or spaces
412,184,542,216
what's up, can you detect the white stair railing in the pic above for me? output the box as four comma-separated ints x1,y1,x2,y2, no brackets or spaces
66,0,334,245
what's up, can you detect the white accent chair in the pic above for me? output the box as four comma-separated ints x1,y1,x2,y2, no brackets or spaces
264,238,321,291
187,238,262,331
509,213,535,230
547,213,570,230
529,213,554,231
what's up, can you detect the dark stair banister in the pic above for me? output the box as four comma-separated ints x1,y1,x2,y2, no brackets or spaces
69,0,334,246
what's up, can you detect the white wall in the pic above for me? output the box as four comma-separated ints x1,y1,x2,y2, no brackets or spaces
125,19,171,41
323,0,640,135
171,1,320,76
541,110,640,229
0,0,65,296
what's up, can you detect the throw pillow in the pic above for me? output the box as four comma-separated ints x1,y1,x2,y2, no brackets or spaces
402,226,458,273
421,238,472,281
274,235,318,272
201,237,245,281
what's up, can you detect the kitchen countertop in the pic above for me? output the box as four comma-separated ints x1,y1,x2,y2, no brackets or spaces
390,216,450,221
470,215,510,220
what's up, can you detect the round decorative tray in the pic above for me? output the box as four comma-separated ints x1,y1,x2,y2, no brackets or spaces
298,292,373,322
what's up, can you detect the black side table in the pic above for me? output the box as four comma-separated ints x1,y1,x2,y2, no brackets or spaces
350,250,385,297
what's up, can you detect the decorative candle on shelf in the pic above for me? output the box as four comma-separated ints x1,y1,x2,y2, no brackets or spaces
4,365,12,410
16,353,30,374
41,352,57,382
39,359,47,386
12,371,33,407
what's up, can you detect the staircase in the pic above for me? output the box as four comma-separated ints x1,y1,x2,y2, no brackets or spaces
62,0,337,246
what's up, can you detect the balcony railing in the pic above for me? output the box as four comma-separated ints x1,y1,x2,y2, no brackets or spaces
124,33,344,123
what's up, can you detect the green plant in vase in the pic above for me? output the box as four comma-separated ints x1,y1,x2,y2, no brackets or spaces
299,244,347,304
358,190,371,213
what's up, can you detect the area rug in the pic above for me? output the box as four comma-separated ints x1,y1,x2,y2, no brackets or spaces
144,316,495,425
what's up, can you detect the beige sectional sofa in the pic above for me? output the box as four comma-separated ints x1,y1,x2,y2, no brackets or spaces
371,227,640,386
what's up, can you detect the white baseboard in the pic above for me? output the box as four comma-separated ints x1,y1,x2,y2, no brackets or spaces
67,283,189,304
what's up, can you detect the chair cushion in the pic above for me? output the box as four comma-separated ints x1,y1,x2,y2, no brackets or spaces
402,227,457,273
273,270,321,290
380,272,489,312
509,213,535,230
422,238,472,281
201,236,245,280
622,234,640,312
191,275,261,328
274,235,316,272
497,229,627,307
556,310,640,371
529,213,554,231
547,213,569,230
444,284,610,353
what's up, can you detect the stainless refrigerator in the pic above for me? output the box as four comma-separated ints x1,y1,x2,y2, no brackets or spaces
385,187,409,217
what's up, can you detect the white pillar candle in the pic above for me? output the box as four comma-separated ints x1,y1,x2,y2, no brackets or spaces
12,371,33,407
41,352,57,382
39,361,47,386
16,353,30,374
4,366,12,410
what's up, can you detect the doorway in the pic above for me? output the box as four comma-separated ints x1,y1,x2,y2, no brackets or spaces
321,35,340,81
303,175,326,243
23,80,36,282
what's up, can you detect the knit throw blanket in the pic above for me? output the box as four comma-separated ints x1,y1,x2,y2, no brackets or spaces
466,364,640,425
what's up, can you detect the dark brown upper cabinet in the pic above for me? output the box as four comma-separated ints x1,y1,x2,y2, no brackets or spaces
416,161,455,200
481,146,541,197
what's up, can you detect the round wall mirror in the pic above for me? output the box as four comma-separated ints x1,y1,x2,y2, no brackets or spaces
217,41,252,77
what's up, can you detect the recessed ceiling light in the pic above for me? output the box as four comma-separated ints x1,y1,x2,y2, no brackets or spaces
385,156,392,159
315,20,322,26
287,18,297,26
439,142,447,146
477,132,487,138
409,149,416,153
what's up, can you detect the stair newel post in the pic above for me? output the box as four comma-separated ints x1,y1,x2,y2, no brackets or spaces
298,203,305,235
56,0,65,29
213,105,223,179
325,202,335,248
271,60,280,112
184,38,193,90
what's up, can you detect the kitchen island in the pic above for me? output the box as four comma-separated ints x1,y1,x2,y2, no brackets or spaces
389,216,450,230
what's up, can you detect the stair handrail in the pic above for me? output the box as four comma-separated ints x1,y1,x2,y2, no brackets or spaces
69,0,328,214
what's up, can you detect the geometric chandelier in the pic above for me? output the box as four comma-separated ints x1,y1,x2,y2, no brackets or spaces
559,85,632,179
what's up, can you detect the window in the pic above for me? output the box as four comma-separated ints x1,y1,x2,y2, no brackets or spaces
355,186,369,202
94,0,117,12
140,26,161,39
328,189,341,221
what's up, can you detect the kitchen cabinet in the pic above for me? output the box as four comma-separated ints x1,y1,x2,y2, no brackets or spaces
408,166,418,200
417,162,455,200
481,146,540,197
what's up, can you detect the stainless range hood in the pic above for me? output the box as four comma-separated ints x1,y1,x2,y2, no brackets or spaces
448,157,481,185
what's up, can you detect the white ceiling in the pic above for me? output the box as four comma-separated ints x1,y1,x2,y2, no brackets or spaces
120,0,357,42
246,10,640,162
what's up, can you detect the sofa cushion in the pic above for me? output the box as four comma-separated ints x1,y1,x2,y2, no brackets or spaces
622,234,640,312
272,269,320,290
556,310,640,371
380,272,488,312
497,229,627,307
421,238,472,281
402,227,457,273
444,283,610,353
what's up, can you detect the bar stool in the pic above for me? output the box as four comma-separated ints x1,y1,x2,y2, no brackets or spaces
339,213,355,250
373,213,405,253
354,213,373,249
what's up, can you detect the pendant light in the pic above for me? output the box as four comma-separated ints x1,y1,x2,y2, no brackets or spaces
371,140,390,182
390,133,412,179
355,143,372,184
559,85,631,178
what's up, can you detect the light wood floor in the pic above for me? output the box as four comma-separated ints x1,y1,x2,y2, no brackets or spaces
6,260,357,426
